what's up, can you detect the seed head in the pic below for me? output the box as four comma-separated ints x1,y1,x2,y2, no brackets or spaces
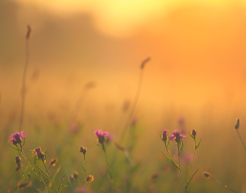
235,119,240,130
50,158,58,167
86,175,94,183
26,25,32,40
203,171,210,178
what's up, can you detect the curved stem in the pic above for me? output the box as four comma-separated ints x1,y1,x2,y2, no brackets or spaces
20,150,53,192
187,139,196,182
19,40,29,132
119,70,144,144
20,167,38,192
236,130,246,152
178,148,188,193
102,145,115,192
210,177,237,193
43,161,57,193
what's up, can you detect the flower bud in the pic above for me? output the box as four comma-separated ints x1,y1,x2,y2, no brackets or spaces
203,171,210,178
15,156,21,167
235,119,240,130
80,146,87,155
191,129,197,138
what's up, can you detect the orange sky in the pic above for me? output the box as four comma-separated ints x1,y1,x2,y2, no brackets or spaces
1,0,246,128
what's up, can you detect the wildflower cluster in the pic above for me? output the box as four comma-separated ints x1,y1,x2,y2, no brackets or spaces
160,129,201,193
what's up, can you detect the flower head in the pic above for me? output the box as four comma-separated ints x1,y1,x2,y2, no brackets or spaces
86,175,94,183
162,130,168,142
33,147,45,160
9,131,26,145
94,130,108,144
50,158,58,167
191,129,197,138
169,130,186,143
80,146,87,156
203,171,210,178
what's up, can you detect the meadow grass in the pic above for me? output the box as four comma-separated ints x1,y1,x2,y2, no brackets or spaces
1,26,246,193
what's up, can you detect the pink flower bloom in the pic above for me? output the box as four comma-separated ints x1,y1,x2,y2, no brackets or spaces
9,131,26,145
169,135,175,141
172,130,180,137
169,130,185,143
94,130,108,137
163,130,168,135
94,130,108,144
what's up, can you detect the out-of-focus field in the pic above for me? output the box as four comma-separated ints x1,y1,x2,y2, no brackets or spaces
1,0,246,192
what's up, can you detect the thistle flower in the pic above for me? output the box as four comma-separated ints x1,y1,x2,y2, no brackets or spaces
94,130,108,144
9,131,26,145
50,158,57,167
235,119,240,130
80,146,87,155
86,175,94,183
33,147,44,160
169,130,186,143
15,156,21,167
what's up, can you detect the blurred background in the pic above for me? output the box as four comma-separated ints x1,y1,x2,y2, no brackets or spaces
1,0,246,192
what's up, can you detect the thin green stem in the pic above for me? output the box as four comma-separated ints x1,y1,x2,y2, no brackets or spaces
20,167,38,192
102,145,115,192
20,148,53,192
83,155,88,188
178,154,186,192
119,69,144,144
43,161,58,193
236,130,246,152
19,40,29,132
165,143,174,161
210,177,237,193
187,139,196,182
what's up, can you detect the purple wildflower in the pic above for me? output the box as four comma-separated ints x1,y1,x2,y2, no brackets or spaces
94,130,108,144
169,135,175,141
169,130,186,143
9,131,26,145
